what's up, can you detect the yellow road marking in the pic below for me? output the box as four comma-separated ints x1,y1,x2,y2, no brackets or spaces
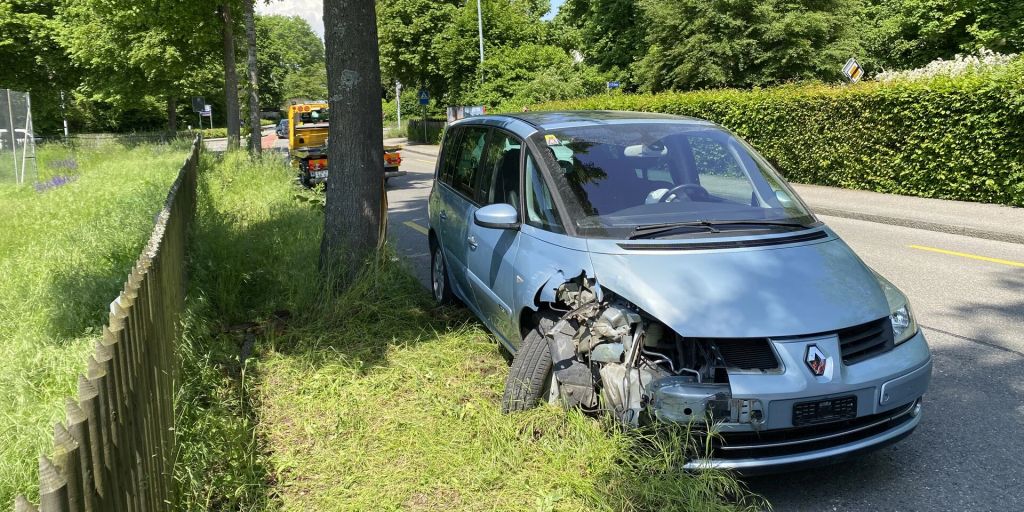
908,245,1024,268
403,220,429,235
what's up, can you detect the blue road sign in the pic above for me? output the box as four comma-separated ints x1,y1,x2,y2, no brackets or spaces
607,81,621,89
418,88,430,105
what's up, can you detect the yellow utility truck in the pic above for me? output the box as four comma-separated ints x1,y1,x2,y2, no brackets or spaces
288,102,404,187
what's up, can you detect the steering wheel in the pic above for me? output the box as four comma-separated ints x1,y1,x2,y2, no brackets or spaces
659,183,710,203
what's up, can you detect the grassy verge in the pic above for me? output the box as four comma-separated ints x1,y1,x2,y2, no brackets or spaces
0,141,189,506
179,151,763,510
174,150,320,510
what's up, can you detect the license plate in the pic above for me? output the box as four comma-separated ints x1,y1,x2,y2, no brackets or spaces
311,170,328,179
792,395,857,426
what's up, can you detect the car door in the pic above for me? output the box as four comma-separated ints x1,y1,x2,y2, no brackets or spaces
464,130,523,342
435,125,489,303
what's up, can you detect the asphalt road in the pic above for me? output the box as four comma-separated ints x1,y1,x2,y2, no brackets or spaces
384,142,1024,511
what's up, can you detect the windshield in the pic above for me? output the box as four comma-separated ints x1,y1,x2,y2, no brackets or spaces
298,108,329,124
536,123,815,238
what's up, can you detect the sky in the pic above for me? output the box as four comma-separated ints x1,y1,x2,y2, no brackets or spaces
256,0,567,39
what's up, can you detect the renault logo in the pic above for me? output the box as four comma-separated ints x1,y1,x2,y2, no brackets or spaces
805,345,828,376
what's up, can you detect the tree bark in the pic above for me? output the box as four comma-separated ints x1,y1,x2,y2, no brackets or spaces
166,96,177,133
320,0,384,281
220,3,241,150
243,0,262,154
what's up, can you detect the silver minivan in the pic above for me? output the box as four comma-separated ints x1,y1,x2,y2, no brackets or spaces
427,111,931,473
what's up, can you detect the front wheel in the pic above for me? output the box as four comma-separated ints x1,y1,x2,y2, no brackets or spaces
502,326,559,413
430,243,456,305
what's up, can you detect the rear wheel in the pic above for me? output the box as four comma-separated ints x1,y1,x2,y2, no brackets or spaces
502,321,559,413
430,242,456,305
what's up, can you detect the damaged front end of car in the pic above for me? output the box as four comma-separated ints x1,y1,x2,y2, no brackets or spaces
511,269,932,474
544,277,769,432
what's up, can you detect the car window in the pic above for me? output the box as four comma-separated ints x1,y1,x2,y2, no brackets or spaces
690,135,754,205
525,153,564,233
476,131,522,207
439,128,463,184
451,127,488,199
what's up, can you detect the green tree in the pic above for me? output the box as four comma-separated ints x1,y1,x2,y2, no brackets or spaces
0,0,79,134
865,0,1023,71
470,43,607,107
436,0,549,103
634,0,866,91
555,0,645,87
57,0,228,131
255,14,326,109
376,0,460,101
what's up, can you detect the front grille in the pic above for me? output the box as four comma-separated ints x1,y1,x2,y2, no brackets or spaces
709,338,779,370
792,395,857,426
838,318,894,365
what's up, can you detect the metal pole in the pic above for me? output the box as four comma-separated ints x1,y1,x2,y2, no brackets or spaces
61,91,69,139
7,89,19,184
476,0,485,82
395,81,402,130
22,93,31,184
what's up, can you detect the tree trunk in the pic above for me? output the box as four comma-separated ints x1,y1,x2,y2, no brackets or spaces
220,3,241,150
243,0,262,154
166,96,177,133
320,0,385,281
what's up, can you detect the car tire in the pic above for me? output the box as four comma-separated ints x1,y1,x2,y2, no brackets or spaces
430,243,456,305
502,319,558,413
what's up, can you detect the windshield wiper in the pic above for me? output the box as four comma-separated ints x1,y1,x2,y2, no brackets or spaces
628,219,809,240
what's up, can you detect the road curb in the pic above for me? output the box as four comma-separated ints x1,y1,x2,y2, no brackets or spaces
811,206,1024,245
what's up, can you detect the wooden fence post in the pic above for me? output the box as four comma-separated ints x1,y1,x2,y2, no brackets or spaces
38,456,69,512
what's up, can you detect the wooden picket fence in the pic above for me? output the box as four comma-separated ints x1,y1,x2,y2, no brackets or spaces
14,136,201,512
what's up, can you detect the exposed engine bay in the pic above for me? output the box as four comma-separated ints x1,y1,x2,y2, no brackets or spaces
547,277,767,429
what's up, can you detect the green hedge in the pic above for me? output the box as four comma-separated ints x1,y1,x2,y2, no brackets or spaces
407,119,447,144
528,61,1024,207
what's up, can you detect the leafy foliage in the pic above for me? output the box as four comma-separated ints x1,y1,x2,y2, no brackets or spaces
255,14,327,108
633,0,866,91
556,0,646,86
527,59,1024,206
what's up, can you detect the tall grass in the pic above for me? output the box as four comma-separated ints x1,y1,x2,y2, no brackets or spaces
0,141,189,506
177,150,764,510
173,150,320,510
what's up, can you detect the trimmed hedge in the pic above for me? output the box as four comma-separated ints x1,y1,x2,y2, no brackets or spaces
528,61,1024,207
407,119,447,144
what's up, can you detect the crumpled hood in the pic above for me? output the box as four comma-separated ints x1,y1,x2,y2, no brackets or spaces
587,236,889,338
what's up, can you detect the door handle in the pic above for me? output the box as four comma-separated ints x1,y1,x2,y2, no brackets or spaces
439,211,448,222
467,235,478,250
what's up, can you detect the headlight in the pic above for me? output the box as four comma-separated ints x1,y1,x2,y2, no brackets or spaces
874,272,918,345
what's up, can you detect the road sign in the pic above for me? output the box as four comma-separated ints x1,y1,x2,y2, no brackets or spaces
842,58,864,83
200,104,212,117
607,81,621,89
418,88,430,105
191,96,205,113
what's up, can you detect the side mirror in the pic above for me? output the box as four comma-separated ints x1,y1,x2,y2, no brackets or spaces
775,190,795,208
474,203,519,230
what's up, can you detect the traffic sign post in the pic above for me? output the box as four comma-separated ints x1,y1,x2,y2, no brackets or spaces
418,88,429,143
192,96,205,131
